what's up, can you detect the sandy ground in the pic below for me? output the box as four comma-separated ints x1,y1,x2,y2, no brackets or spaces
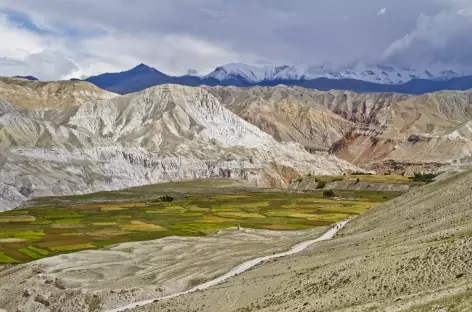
0,226,327,312
131,170,472,312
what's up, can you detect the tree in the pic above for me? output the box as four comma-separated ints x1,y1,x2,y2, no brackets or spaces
160,195,174,202
323,190,336,198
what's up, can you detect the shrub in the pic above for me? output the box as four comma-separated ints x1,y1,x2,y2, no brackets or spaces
351,172,372,176
331,177,344,182
356,178,360,183
160,195,174,202
410,172,439,184
316,181,327,189
323,190,336,198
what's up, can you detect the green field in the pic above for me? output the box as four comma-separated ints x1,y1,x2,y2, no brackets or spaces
0,179,402,263
305,174,425,185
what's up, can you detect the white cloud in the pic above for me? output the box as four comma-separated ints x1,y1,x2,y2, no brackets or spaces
0,14,80,80
0,50,79,80
0,14,43,58
377,8,388,16
382,9,472,71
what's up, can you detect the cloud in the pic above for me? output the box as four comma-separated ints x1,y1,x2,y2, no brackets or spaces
0,50,79,80
0,0,471,79
382,9,472,71
377,8,388,16
187,69,199,75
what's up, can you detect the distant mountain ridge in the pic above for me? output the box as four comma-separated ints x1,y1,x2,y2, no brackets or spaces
13,76,38,81
81,63,472,95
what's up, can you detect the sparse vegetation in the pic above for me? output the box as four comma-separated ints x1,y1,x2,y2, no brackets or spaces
316,181,327,189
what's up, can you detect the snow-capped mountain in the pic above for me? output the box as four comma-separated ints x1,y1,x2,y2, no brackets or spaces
204,63,469,85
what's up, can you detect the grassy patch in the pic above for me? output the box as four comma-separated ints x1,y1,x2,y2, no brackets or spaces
54,218,82,224
0,253,17,263
0,215,36,223
214,212,266,219
28,246,49,256
120,221,167,232
45,212,82,219
13,231,45,241
19,247,43,259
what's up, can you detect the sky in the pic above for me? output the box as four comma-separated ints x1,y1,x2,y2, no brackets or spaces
0,0,472,80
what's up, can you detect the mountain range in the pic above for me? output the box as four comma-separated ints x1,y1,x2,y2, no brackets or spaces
81,63,472,95
3,75,472,210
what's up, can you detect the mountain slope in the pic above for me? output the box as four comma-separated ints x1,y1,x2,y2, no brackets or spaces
131,169,472,312
0,77,116,110
85,64,177,94
0,81,359,211
207,86,355,151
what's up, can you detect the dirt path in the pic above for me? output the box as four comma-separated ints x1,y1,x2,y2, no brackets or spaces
105,219,351,312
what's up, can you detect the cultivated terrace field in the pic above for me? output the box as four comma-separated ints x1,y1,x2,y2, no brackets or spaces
0,179,402,264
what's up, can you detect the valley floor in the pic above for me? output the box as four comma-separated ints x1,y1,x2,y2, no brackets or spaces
0,179,399,264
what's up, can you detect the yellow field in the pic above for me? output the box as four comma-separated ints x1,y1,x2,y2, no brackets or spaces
120,221,167,232
214,212,266,219
52,243,96,251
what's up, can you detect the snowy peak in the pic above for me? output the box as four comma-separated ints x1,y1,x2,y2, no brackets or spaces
205,63,469,85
